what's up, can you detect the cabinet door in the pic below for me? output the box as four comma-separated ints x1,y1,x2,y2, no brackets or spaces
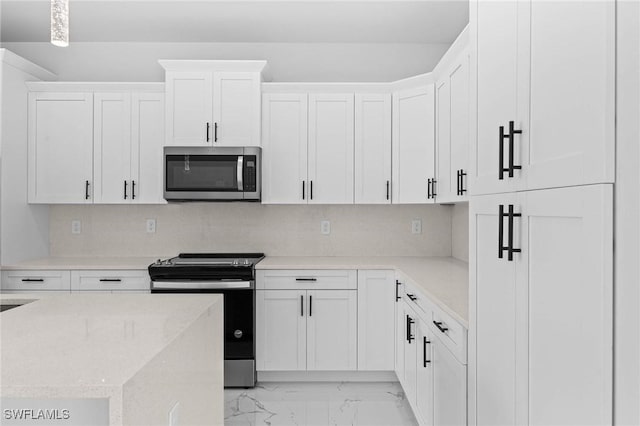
524,1,615,190
93,92,132,204
432,334,466,426
472,0,526,195
357,270,395,370
394,288,406,382
521,185,612,425
165,71,213,146
306,290,357,370
435,78,452,202
261,93,308,204
392,85,435,204
28,92,94,203
256,290,306,371
308,94,355,204
131,92,165,204
449,52,470,200
212,72,261,147
354,93,392,204
415,319,434,426
469,192,520,426
402,303,418,407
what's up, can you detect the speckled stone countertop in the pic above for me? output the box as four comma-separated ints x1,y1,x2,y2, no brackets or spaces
1,257,158,270
256,256,469,327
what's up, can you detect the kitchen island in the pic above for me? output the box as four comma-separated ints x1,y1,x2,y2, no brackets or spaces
0,293,224,426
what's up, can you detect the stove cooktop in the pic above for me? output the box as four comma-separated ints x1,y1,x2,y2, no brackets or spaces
148,253,265,281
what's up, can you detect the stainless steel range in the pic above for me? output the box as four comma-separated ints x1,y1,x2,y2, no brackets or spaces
148,253,264,388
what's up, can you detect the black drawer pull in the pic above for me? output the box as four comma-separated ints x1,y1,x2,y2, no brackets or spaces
300,295,304,316
21,278,44,282
406,315,415,343
423,337,431,367
302,181,305,200
132,180,136,200
395,280,401,302
433,321,448,333
386,180,390,200
309,295,313,316
407,294,417,302
85,180,90,200
295,278,317,282
124,180,128,199
99,279,122,282
206,122,210,142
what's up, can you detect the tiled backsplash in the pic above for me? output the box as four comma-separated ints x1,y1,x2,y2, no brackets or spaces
50,204,454,258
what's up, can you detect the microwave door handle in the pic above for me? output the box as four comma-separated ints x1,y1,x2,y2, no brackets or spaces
237,156,244,191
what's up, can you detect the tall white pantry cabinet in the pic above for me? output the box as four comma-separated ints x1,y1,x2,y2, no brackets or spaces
469,1,614,425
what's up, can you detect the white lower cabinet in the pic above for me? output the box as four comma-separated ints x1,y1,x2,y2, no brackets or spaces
415,320,434,426
431,323,466,426
1,270,71,292
70,270,150,292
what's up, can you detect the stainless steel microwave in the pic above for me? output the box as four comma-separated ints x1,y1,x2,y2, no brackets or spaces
163,147,261,201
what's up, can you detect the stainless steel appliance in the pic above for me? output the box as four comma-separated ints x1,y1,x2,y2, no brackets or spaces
163,147,260,201
149,253,265,388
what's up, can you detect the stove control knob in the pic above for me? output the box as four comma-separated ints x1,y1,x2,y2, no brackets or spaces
232,259,239,266
243,259,251,266
156,259,162,265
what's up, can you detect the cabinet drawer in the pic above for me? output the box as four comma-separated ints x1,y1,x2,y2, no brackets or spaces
1,270,71,292
71,270,150,292
257,270,357,290
430,304,467,364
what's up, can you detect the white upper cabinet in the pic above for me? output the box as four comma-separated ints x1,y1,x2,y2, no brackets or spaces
354,94,392,204
471,0,615,195
28,92,94,204
392,85,436,204
161,61,266,147
93,92,132,203
435,79,452,202
131,93,165,204
308,93,355,204
261,93,308,204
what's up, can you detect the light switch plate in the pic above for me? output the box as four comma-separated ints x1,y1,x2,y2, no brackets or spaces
321,220,331,235
146,219,156,233
411,219,422,234
71,220,81,234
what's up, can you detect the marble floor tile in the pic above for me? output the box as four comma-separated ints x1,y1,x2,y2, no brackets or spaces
224,382,418,426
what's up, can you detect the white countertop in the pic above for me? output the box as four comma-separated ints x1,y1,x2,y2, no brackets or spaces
256,256,469,327
1,257,157,270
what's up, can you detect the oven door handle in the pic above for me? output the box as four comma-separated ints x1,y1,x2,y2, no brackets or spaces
237,156,244,191
151,280,253,290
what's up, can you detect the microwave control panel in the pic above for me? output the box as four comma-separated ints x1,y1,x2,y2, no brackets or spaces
244,156,257,192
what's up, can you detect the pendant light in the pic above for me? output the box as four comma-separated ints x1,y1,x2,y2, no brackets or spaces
51,0,69,47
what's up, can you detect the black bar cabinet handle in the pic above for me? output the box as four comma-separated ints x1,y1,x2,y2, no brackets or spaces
21,278,44,282
302,181,305,200
309,295,312,316
395,280,401,302
296,278,317,282
99,279,122,282
386,181,390,200
406,315,415,343
498,204,505,259
124,180,128,199
456,170,461,195
433,321,448,333
407,294,417,302
301,295,304,316
132,180,136,200
206,122,210,142
423,337,431,367
310,181,313,200
508,121,522,177
499,126,507,180
214,122,218,142
460,170,467,195
431,179,437,197
85,180,90,200
427,178,432,199
507,204,522,261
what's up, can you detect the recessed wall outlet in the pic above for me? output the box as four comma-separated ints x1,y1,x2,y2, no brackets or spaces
71,220,81,234
411,219,422,234
321,220,331,235
146,219,156,233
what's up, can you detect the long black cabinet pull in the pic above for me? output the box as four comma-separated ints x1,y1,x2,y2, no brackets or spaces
499,204,521,261
395,280,401,302
386,181,390,200
302,181,305,200
214,122,218,142
85,180,90,200
499,121,522,180
433,321,448,333
507,121,522,177
507,204,522,261
300,295,304,317
99,279,122,282
206,122,210,142
21,278,44,282
498,204,506,259
310,181,313,200
423,337,431,367
406,315,415,343
124,180,128,199
296,278,317,282
431,179,437,198
309,295,313,316
457,170,467,196
132,180,136,200
427,179,432,199
499,125,508,180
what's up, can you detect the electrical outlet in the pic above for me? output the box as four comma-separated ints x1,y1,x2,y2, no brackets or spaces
71,220,81,234
411,219,422,234
321,220,331,235
146,219,156,233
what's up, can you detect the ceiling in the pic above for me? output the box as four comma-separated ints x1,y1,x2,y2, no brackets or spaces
0,1,469,44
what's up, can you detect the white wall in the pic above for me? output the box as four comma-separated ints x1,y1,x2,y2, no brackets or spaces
0,42,450,82
0,54,50,265
451,202,468,262
49,204,453,258
614,2,640,424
